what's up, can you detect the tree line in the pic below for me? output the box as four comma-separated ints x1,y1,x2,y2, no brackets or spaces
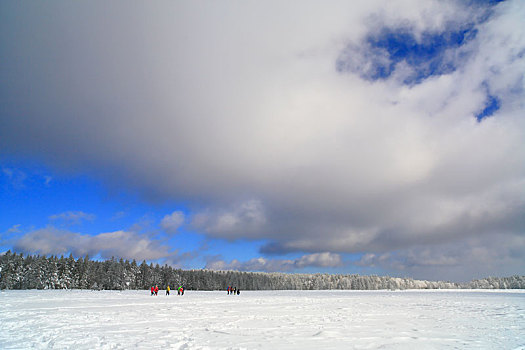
0,251,523,290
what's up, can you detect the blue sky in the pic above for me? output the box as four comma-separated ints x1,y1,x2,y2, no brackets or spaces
1,157,363,274
0,158,263,268
1,0,524,282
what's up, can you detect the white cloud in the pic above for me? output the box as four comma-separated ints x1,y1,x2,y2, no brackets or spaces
49,211,96,226
295,252,343,268
205,257,292,272
206,252,342,272
356,233,525,282
160,211,185,234
44,175,52,186
13,227,175,261
2,168,27,189
1,1,524,279
6,224,22,233
192,200,266,239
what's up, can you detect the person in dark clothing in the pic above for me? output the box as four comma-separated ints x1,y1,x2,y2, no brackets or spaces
237,289,240,295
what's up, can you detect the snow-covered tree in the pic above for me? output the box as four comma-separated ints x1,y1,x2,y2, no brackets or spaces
1,252,523,291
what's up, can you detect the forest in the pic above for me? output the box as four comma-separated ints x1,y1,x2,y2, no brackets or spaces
1,251,523,290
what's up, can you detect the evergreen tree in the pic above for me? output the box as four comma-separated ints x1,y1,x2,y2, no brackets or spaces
1,252,524,290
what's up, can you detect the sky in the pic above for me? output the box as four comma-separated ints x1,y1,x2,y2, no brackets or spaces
1,0,524,282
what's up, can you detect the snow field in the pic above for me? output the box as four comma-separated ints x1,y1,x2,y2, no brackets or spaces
0,290,524,349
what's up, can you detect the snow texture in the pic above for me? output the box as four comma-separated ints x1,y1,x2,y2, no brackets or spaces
0,290,525,349
1,290,523,349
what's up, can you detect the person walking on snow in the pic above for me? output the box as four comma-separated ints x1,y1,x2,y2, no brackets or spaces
151,286,154,296
154,285,159,296
166,285,170,296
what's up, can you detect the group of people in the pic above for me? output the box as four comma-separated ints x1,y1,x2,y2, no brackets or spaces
227,286,240,295
150,285,240,295
150,285,184,296
150,285,159,296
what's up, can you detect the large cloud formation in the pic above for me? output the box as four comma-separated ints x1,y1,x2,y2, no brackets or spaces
206,252,343,272
12,227,175,262
1,1,524,280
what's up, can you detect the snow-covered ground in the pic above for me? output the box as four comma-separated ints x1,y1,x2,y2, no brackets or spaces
0,290,523,349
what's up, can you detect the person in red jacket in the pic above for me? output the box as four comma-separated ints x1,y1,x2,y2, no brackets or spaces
154,285,159,296
150,286,154,296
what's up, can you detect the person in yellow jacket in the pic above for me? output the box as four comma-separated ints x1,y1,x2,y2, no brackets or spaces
166,285,170,296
